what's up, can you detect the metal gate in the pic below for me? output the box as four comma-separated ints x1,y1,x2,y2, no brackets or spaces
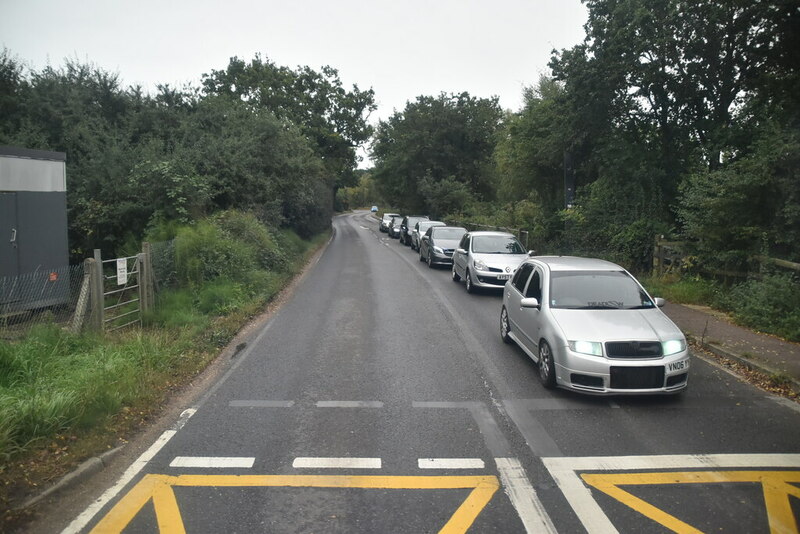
95,250,142,332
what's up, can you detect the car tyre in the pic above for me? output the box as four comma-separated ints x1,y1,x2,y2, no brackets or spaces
500,307,512,344
538,340,556,389
465,270,475,293
427,251,434,268
452,266,461,282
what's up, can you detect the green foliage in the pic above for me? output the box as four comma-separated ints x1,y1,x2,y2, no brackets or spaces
174,220,257,285
639,275,720,305
371,92,502,213
714,274,800,342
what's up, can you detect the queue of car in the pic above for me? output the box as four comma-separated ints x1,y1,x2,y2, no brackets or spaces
375,210,691,396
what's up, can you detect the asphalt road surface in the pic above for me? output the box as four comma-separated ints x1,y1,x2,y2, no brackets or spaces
60,211,800,533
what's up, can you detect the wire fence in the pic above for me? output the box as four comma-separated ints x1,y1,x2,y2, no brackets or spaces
0,264,86,340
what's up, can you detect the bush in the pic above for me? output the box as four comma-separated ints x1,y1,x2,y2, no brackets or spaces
714,273,800,341
174,220,257,284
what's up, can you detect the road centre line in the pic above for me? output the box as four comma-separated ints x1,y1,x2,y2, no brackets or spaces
229,400,295,407
418,458,485,469
316,400,384,408
60,410,197,534
170,456,255,468
293,457,382,469
495,458,559,534
543,454,800,534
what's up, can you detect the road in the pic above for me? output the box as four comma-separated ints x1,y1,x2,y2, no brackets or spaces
61,211,800,533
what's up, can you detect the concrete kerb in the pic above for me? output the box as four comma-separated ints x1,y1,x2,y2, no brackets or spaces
19,446,125,510
688,333,800,395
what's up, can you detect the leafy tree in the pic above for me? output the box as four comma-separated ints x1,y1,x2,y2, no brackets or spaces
371,92,502,213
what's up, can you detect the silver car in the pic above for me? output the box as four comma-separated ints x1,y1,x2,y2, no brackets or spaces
451,231,529,293
500,256,689,395
411,220,445,251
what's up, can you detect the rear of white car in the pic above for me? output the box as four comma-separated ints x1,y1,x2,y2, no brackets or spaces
501,256,689,395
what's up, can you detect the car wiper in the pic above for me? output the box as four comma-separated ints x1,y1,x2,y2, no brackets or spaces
625,305,654,309
575,305,620,310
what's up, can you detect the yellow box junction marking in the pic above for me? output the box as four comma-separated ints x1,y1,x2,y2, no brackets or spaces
90,474,500,534
582,470,800,534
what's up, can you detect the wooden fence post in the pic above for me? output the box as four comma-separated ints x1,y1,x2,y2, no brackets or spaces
90,250,105,331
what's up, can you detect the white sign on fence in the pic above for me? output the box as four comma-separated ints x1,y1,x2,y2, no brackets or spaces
117,258,128,285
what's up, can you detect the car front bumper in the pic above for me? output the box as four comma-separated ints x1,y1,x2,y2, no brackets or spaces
553,346,690,395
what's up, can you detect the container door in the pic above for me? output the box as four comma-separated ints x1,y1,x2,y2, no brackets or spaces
0,192,19,279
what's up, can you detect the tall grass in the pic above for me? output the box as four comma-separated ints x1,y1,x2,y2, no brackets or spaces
0,211,327,462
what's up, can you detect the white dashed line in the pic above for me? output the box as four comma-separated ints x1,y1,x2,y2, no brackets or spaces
418,458,485,469
316,401,384,408
293,457,382,469
169,456,255,468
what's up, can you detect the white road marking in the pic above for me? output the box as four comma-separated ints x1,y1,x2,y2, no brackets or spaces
418,458,485,469
543,454,800,534
495,457,558,534
316,400,384,408
229,400,295,407
293,457,382,469
169,456,255,468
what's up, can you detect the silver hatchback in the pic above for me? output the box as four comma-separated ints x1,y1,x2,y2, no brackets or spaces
500,256,689,395
451,231,529,293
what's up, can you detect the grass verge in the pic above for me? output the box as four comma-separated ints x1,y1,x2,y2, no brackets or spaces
0,223,329,527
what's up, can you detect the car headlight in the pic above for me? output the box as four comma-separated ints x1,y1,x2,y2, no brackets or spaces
662,339,686,356
568,341,603,356
473,259,487,271
433,246,443,254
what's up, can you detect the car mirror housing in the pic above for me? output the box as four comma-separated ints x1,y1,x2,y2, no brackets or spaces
456,248,467,254
520,297,540,309
528,250,537,256
654,297,666,308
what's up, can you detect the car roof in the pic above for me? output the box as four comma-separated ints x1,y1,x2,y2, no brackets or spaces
531,256,624,272
467,231,516,238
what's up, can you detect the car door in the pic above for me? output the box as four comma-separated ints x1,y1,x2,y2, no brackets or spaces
516,265,544,354
506,262,533,328
420,227,432,258
453,234,470,276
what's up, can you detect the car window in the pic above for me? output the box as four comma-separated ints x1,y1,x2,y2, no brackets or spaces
549,270,654,309
512,263,534,292
432,227,465,240
459,235,469,250
472,236,525,254
525,269,542,300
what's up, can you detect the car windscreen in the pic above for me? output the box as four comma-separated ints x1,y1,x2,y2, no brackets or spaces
417,222,441,233
407,217,426,227
471,236,525,254
549,270,655,309
432,228,466,240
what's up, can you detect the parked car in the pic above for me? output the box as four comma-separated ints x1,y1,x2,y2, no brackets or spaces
452,231,529,293
419,226,467,267
380,213,401,233
411,220,445,251
500,256,689,395
371,205,378,212
399,215,429,246
388,215,404,238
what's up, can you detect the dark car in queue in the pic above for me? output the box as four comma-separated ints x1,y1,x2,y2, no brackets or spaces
399,215,429,246
387,215,404,238
419,226,467,268
411,220,445,251
380,212,401,233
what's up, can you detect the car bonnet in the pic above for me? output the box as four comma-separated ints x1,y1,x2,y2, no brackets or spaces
549,308,684,343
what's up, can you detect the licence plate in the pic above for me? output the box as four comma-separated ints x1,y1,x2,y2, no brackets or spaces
667,359,689,372
496,274,512,280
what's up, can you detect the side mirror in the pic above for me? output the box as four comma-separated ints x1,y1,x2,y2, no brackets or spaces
528,250,537,256
520,297,540,309
654,297,666,308
456,248,467,255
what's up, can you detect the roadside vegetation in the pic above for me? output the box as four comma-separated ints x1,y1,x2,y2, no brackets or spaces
0,210,328,516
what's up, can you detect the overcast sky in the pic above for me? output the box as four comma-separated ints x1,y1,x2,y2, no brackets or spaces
1,0,588,165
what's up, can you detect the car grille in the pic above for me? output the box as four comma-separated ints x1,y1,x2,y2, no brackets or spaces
487,266,503,273
605,341,662,358
666,373,688,387
476,275,507,286
610,366,665,389
443,249,454,257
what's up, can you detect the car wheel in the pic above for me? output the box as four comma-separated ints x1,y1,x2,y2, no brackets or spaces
427,251,434,268
465,270,475,293
452,266,461,282
500,307,512,344
538,341,556,389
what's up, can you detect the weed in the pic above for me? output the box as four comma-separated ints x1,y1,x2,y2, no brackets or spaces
770,372,793,387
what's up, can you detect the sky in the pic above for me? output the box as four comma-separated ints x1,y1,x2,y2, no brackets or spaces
1,0,588,165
